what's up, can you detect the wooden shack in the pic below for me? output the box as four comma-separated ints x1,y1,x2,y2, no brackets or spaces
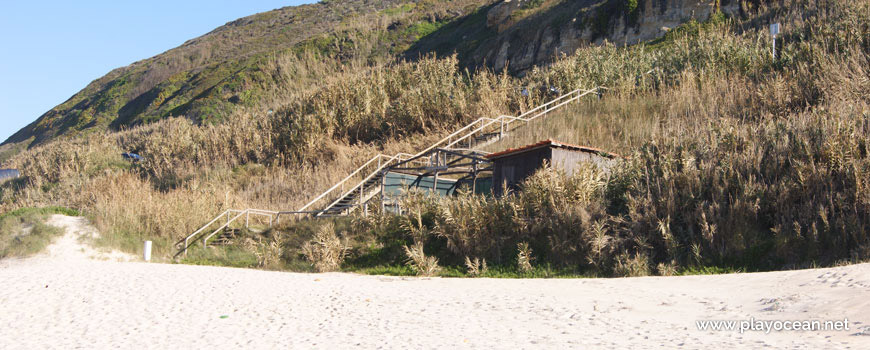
486,139,620,196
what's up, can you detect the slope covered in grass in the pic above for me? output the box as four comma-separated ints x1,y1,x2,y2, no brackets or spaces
332,0,870,276
0,207,78,258
3,0,488,147
0,0,867,278
4,0,728,151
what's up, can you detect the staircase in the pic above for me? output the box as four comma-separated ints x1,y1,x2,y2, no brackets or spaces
301,86,603,217
176,209,280,257
179,86,603,257
211,228,240,246
468,131,508,150
318,170,387,216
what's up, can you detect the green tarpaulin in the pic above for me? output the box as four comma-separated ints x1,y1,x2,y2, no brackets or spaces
382,172,491,198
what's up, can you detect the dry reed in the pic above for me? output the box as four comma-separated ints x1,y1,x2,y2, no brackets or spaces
302,222,350,272
0,0,866,275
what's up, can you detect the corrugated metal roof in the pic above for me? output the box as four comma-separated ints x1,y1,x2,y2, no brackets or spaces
485,139,622,160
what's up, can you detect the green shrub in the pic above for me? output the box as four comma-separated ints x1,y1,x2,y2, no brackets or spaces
302,222,350,272
404,241,442,276
0,208,70,258
181,245,260,268
521,0,545,10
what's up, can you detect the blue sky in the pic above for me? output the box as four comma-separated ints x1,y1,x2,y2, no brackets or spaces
0,1,315,143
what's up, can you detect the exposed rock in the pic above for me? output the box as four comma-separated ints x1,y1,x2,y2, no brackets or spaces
482,0,740,73
607,0,735,45
494,41,511,70
486,1,520,30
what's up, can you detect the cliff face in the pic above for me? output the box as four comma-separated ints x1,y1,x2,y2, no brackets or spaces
470,0,740,73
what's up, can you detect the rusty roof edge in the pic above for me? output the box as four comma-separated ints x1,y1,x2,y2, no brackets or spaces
548,140,626,159
484,140,552,159
485,139,624,160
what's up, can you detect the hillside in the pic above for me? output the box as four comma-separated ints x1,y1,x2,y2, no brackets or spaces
3,0,418,147
0,0,867,279
3,0,734,150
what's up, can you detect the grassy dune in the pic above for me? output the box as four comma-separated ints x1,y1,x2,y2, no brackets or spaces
0,207,79,258
1,0,868,277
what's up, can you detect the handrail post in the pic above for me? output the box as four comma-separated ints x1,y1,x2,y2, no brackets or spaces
500,118,505,139
245,210,250,229
292,87,599,217
380,170,386,214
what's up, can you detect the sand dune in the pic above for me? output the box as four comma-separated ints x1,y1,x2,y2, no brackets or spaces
0,215,868,349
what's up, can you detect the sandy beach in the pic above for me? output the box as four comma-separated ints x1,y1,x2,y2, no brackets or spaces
0,215,868,349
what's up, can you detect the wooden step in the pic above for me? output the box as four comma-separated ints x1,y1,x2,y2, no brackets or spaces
211,228,240,246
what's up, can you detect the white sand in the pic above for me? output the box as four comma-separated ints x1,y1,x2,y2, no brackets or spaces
0,216,868,349
41,215,138,262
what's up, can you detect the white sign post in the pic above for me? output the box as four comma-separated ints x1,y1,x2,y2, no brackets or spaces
144,241,152,262
770,23,780,59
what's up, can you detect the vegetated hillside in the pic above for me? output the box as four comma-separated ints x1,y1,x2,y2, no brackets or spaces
2,0,425,147
4,0,732,151
405,0,743,72
1,0,866,278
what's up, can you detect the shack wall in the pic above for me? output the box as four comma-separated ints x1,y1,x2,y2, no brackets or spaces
551,148,616,175
491,147,552,196
455,176,493,196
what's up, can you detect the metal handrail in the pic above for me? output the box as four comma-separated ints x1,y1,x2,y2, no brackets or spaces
201,211,247,246
315,151,428,216
444,118,503,149
183,86,603,250
525,89,597,122
297,152,427,213
412,118,488,158
298,155,383,212
517,88,584,119
178,208,285,257
181,209,230,251
305,87,602,216
316,155,399,216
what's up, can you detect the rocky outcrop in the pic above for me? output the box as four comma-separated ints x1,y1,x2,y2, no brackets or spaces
486,0,524,30
483,0,740,73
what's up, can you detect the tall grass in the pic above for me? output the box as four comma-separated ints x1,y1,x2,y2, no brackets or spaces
403,241,442,277
0,0,866,276
302,222,350,272
346,0,870,276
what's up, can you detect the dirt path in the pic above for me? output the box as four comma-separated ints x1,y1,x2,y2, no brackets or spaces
41,215,137,262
